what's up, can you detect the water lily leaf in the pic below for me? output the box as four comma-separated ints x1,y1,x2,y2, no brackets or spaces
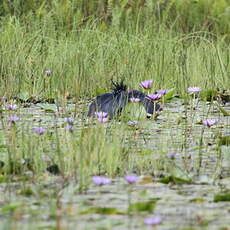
37,103,57,112
164,89,175,101
190,198,205,203
1,203,21,213
139,149,152,155
159,167,192,184
218,136,230,146
128,199,157,213
214,102,230,116
170,167,192,183
200,89,218,101
139,176,153,184
17,91,30,102
80,207,125,215
214,192,230,202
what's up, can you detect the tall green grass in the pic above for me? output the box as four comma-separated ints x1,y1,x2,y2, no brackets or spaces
0,14,229,101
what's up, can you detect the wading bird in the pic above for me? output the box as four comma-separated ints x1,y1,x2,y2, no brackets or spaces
87,81,161,119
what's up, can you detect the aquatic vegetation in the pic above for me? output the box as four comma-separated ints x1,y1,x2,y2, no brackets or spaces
203,119,219,127
187,87,201,94
140,80,153,89
92,176,111,185
65,125,74,132
7,116,20,122
64,117,74,125
44,70,53,76
129,97,141,103
167,152,177,159
147,94,162,101
5,104,17,110
32,127,46,134
156,89,168,95
0,0,230,227
125,175,138,184
144,216,162,225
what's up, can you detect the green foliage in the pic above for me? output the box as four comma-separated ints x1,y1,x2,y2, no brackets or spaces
128,199,157,213
214,192,230,202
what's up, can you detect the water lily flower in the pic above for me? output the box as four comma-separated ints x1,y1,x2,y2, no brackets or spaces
203,119,219,127
187,87,201,94
32,127,46,134
147,94,162,101
156,89,168,95
5,104,17,110
44,70,53,76
8,116,20,122
65,125,74,132
140,80,153,89
97,117,109,123
92,176,111,185
125,174,138,184
95,111,108,118
95,111,109,123
64,117,74,125
129,97,141,103
167,152,177,159
144,216,162,225
127,121,138,126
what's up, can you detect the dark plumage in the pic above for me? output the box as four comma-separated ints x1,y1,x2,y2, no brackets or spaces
88,81,161,119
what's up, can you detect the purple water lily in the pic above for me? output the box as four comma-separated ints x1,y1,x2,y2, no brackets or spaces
147,94,162,101
125,174,138,184
64,117,74,125
127,121,138,126
95,111,108,118
167,152,177,159
203,119,219,127
140,80,153,89
44,70,53,76
156,89,168,95
32,127,46,134
5,104,17,110
65,125,74,132
144,216,162,225
92,176,111,185
97,117,109,123
187,87,201,94
95,112,109,123
8,116,20,122
129,97,141,103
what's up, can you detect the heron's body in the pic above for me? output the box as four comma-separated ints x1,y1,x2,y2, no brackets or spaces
88,81,161,119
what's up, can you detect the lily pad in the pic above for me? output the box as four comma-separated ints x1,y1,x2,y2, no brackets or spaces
214,102,230,116
218,136,230,146
17,91,31,102
37,103,57,112
214,192,230,202
80,207,125,215
128,199,157,213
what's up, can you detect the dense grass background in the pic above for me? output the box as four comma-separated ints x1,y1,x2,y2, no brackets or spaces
0,0,229,101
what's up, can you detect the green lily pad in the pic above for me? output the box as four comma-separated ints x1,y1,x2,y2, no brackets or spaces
128,199,157,213
159,167,192,184
80,207,125,215
17,91,30,102
214,102,230,116
37,103,57,112
164,89,175,101
218,136,230,146
214,192,230,202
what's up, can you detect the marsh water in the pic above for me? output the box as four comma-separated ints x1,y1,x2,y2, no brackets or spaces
0,99,229,230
